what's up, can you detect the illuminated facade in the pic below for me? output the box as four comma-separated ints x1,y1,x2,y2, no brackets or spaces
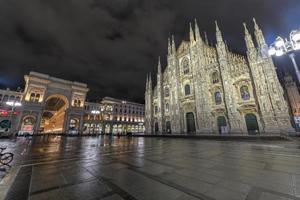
0,71,145,135
0,89,22,132
145,19,295,135
17,72,89,134
83,97,145,134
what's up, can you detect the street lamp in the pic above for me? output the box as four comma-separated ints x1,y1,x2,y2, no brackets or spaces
91,110,100,134
269,29,300,83
5,101,22,135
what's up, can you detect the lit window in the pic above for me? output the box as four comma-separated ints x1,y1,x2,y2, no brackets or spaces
29,93,35,102
35,94,40,102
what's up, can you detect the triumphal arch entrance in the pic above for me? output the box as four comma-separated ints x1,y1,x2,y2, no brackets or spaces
17,72,89,134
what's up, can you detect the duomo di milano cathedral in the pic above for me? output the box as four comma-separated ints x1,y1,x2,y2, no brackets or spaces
145,19,296,135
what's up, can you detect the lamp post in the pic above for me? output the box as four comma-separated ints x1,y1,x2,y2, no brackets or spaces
91,110,100,134
269,29,300,83
5,101,22,135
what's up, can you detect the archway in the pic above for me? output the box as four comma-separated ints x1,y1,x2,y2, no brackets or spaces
69,118,79,134
245,113,259,135
217,116,229,135
20,116,35,133
186,112,196,134
40,95,69,133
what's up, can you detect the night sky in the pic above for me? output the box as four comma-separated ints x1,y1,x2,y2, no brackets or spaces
0,0,299,103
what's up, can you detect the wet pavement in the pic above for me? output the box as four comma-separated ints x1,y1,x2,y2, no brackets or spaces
1,135,300,200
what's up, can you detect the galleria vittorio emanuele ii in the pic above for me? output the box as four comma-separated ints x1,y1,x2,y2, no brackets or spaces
145,19,295,135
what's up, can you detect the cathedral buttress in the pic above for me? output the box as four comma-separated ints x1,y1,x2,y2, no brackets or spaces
216,21,243,133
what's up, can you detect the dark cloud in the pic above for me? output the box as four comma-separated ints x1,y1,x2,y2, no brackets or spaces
0,0,299,103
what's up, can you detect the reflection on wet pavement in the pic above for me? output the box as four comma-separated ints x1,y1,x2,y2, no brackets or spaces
1,136,300,200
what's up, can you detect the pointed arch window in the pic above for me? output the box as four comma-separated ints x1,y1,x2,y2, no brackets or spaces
184,84,191,96
182,59,190,74
214,91,222,105
240,86,250,100
165,103,169,112
154,106,158,114
212,72,220,84
165,88,170,97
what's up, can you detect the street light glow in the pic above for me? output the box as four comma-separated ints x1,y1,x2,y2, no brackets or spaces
291,30,300,50
275,50,284,57
269,28,300,85
274,37,285,48
291,30,300,42
268,47,276,56
6,101,22,107
91,110,100,114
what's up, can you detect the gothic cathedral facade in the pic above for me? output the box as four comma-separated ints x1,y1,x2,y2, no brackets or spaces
145,19,295,135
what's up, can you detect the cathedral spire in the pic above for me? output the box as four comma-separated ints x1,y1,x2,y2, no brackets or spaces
243,22,255,50
146,73,149,91
204,31,209,45
215,21,224,44
253,18,266,46
171,35,176,54
189,22,195,42
157,56,162,75
225,40,229,52
148,73,152,90
168,37,171,55
194,19,202,42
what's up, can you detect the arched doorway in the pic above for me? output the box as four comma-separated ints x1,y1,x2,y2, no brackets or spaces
186,112,196,134
166,121,171,134
245,113,259,135
217,116,229,135
69,118,79,134
40,95,69,133
20,116,36,134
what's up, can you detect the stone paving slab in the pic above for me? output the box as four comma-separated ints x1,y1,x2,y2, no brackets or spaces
2,136,300,200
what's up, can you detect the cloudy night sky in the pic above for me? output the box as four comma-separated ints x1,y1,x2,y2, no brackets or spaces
0,0,299,103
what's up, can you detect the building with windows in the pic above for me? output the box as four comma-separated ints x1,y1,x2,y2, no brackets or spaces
0,71,145,135
17,71,89,135
145,19,295,135
284,75,300,130
83,97,145,134
0,88,23,132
